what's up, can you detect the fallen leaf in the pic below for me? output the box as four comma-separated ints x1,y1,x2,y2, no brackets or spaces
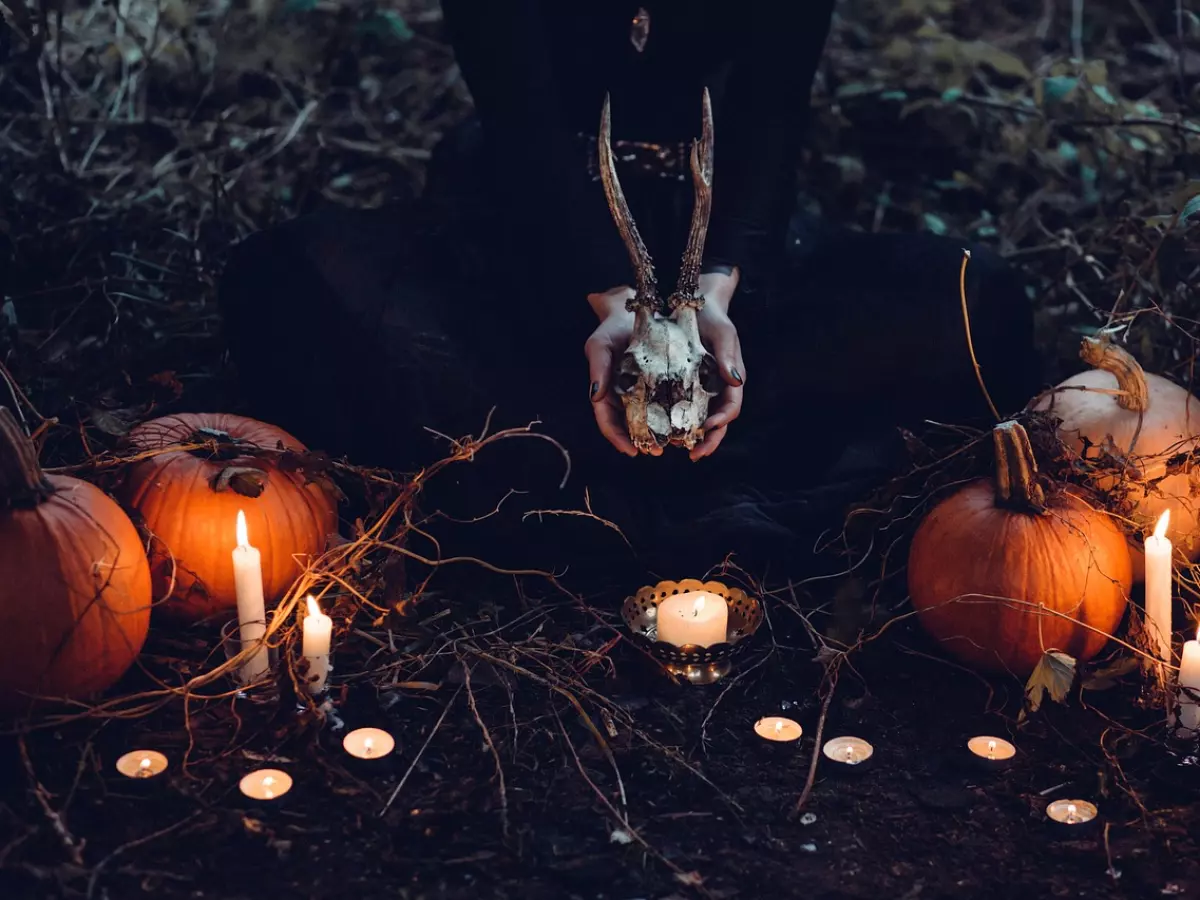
1023,650,1077,718
1081,656,1139,691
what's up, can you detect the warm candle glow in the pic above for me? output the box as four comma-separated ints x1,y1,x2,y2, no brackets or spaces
343,727,396,760
656,590,729,648
307,595,321,618
753,716,802,743
967,735,1016,762
1154,510,1170,540
236,509,249,549
1046,798,1097,825
115,749,168,779
821,736,874,765
239,768,292,802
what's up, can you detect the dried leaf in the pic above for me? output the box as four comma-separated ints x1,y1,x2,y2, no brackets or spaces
90,408,132,436
212,466,267,497
967,42,1032,82
1022,650,1076,718
1081,656,1139,691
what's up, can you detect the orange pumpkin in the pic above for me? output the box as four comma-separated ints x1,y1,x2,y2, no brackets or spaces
0,407,151,714
907,420,1132,677
119,414,337,622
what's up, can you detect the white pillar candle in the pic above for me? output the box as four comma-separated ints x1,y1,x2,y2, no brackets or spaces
231,510,269,683
1175,629,1200,736
1144,511,1173,672
656,591,728,648
301,595,332,694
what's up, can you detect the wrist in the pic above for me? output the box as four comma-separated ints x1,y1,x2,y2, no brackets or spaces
698,268,740,316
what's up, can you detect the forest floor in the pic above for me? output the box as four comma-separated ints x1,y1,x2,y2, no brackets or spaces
2,1,1200,898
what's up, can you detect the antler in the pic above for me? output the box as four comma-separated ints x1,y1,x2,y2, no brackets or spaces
598,94,659,312
668,88,714,311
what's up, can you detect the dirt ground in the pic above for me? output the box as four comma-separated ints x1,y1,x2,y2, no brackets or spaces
1,0,1199,898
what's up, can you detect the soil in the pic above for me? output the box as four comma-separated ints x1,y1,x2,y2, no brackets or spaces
2,574,1199,900
2,0,1200,898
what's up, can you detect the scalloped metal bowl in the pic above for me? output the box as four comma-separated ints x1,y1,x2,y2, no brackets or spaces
620,578,763,684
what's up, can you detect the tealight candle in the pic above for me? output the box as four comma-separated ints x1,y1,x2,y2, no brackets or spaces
1143,511,1174,677
966,735,1016,772
232,510,270,683
753,716,802,755
115,750,168,780
239,768,293,807
822,736,874,773
301,595,332,695
342,727,397,775
1046,798,1098,834
656,591,728,648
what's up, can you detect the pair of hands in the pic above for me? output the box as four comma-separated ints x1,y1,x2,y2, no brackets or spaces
583,270,745,461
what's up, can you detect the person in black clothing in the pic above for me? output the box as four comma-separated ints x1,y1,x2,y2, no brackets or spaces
219,2,1041,570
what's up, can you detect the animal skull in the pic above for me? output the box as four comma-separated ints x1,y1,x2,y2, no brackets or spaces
598,90,724,454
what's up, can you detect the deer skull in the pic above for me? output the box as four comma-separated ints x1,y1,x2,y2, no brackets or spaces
598,90,723,454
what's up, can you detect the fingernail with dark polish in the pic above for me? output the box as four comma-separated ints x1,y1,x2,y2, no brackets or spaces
590,381,599,399
731,367,743,385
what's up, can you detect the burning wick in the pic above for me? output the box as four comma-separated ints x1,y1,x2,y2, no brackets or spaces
363,736,375,757
261,775,277,800
846,745,855,762
774,720,783,737
137,757,153,777
691,597,705,618
987,740,996,760
1065,803,1078,825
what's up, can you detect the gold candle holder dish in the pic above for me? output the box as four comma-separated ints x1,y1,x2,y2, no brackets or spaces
621,579,763,684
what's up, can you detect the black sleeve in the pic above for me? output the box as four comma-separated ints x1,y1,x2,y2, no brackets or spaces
440,0,633,295
703,0,835,278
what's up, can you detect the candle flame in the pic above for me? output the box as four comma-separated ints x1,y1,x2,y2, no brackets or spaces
306,595,321,618
987,739,996,760
363,736,375,756
774,720,783,736
845,745,854,761
692,596,705,617
236,509,249,549
1065,803,1078,824
262,775,276,787
1154,510,1171,540
137,756,153,777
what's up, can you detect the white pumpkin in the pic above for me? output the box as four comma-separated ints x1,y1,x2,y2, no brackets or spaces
1032,335,1200,580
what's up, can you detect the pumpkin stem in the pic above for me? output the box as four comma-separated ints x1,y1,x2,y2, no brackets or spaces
1079,335,1149,413
993,420,1046,514
0,407,55,507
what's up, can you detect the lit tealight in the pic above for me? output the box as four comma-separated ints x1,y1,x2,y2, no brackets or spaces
115,750,168,780
753,716,802,744
343,727,396,761
239,768,293,802
967,735,1016,771
1046,798,1098,830
822,736,874,769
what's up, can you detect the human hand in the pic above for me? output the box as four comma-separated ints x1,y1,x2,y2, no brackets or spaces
584,286,644,457
691,269,744,461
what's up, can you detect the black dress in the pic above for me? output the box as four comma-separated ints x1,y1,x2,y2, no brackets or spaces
218,0,1042,573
